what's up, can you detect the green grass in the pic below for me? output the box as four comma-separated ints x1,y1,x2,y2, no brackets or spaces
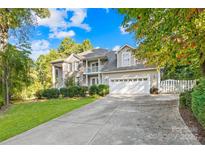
0,97,97,142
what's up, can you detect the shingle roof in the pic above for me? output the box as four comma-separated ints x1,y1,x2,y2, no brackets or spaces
77,48,109,59
101,51,156,72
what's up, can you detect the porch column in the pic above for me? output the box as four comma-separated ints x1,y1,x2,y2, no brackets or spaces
86,75,88,86
98,58,101,84
86,59,88,73
52,65,56,88
62,63,65,87
158,69,161,89
85,60,88,86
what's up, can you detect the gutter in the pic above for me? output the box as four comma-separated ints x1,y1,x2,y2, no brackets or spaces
102,67,157,74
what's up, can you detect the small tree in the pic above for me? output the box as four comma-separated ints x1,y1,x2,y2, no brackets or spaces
65,76,75,87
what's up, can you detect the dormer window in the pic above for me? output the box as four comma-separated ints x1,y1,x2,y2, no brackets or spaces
122,52,131,66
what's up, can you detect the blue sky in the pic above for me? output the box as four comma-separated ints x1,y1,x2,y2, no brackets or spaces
30,8,136,60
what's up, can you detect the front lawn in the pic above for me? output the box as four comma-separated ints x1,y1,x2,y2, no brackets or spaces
0,97,97,142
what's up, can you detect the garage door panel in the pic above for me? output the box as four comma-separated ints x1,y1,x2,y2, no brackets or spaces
109,78,150,94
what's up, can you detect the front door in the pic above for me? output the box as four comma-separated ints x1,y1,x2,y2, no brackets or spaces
90,77,98,85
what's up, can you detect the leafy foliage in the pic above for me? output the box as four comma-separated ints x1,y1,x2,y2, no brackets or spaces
42,88,60,99
0,8,50,105
0,45,33,100
89,85,99,96
180,90,193,108
98,84,109,96
118,8,205,76
191,78,205,127
36,49,61,89
65,76,76,87
0,96,3,108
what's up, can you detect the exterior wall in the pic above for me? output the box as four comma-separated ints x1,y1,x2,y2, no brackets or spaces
102,70,159,88
117,46,137,68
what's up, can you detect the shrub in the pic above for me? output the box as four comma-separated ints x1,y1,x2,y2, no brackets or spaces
42,88,60,99
60,88,69,97
150,87,159,94
67,86,79,97
35,90,44,99
78,86,88,97
192,78,205,127
179,90,192,108
65,76,75,87
89,85,99,95
98,84,109,96
0,96,3,108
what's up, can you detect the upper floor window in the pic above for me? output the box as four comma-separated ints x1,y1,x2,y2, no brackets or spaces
55,69,59,78
122,52,131,66
75,62,79,71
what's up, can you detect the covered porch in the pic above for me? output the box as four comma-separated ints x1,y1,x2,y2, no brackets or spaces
51,60,65,88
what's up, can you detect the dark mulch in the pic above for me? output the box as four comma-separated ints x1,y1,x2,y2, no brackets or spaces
179,107,205,144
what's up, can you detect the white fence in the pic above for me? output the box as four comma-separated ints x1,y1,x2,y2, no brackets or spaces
160,79,196,94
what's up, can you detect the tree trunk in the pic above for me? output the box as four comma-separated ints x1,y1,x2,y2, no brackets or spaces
201,60,205,77
0,25,9,106
2,65,10,106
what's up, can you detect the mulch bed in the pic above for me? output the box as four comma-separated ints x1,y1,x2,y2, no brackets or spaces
179,107,205,144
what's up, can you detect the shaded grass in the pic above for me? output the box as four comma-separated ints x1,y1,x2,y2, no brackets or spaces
0,97,97,142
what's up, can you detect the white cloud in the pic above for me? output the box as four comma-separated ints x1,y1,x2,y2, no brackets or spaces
31,40,50,60
119,26,129,35
36,8,91,39
67,8,91,32
49,30,75,39
112,45,121,51
95,46,100,49
37,9,67,31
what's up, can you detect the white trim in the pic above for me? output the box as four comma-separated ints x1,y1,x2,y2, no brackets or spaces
115,44,135,54
102,68,157,74
90,76,98,85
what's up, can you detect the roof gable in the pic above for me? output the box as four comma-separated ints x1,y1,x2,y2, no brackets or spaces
115,44,135,54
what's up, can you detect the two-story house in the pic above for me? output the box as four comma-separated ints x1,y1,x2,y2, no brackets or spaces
51,44,160,94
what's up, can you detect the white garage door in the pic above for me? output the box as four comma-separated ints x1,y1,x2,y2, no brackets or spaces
109,77,150,94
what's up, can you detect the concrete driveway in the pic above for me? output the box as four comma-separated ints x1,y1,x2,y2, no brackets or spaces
1,95,200,145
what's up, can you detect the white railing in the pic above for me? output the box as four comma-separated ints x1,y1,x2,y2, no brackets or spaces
160,79,196,94
85,66,102,73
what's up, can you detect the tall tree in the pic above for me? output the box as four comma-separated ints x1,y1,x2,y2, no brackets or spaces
36,49,61,89
0,45,33,101
0,8,50,105
58,37,93,56
118,8,205,76
81,39,93,52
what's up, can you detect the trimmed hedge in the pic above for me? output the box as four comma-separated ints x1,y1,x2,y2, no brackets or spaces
60,88,69,97
89,85,99,96
98,84,109,96
60,86,88,98
179,90,192,108
89,84,109,96
42,88,60,99
35,84,109,99
192,78,205,127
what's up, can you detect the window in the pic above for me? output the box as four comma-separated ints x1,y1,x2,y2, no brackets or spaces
55,69,59,78
75,62,79,71
122,52,131,66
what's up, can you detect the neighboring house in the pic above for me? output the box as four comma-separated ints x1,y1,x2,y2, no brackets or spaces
51,44,160,94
